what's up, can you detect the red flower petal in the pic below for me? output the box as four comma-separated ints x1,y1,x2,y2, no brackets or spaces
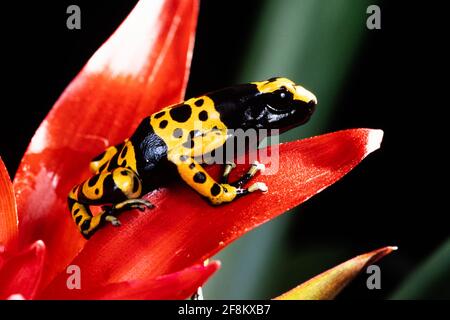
40,261,219,300
12,0,199,290
44,129,383,293
0,245,5,270
0,240,45,300
274,246,397,300
0,157,18,248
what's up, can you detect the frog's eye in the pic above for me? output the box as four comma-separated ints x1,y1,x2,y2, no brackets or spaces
278,87,291,100
279,86,287,97
265,87,293,112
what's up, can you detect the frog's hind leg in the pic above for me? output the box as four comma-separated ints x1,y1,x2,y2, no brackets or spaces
68,167,152,238
68,186,103,239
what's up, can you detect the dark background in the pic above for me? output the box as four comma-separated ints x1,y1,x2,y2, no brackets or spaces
1,1,447,299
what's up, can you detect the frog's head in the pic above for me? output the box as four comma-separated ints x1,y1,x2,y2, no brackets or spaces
248,77,317,131
208,77,317,132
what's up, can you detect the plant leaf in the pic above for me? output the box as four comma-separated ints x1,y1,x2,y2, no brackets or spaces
0,240,46,300
40,261,219,300
43,129,383,294
0,157,17,248
12,0,199,291
391,238,450,299
274,246,397,300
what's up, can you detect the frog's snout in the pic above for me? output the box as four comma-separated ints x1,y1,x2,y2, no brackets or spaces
294,85,318,106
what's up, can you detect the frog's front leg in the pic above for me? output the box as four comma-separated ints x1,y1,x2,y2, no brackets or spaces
169,153,267,205
68,167,152,238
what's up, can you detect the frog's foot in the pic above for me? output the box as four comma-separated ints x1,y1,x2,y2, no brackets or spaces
101,199,154,227
231,161,266,188
236,182,268,198
221,160,266,187
220,160,268,198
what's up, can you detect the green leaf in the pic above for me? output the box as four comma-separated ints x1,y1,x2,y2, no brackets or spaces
391,239,450,300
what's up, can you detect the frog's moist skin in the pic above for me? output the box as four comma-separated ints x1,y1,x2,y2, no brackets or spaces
68,77,317,238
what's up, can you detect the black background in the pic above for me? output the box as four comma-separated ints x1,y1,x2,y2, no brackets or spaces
0,1,447,299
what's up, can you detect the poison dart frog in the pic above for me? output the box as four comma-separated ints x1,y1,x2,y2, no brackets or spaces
68,77,317,238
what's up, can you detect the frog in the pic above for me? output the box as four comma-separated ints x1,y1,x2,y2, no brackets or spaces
68,77,317,238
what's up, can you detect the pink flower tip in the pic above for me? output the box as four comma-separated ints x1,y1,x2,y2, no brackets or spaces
7,294,25,300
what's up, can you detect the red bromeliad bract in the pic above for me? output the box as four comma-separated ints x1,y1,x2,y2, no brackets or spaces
0,0,392,300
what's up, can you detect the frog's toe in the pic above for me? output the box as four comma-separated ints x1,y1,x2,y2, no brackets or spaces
236,181,268,198
231,161,265,188
113,199,154,212
252,161,266,173
134,201,154,211
130,199,154,211
221,161,237,183
104,215,121,227
248,182,268,193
